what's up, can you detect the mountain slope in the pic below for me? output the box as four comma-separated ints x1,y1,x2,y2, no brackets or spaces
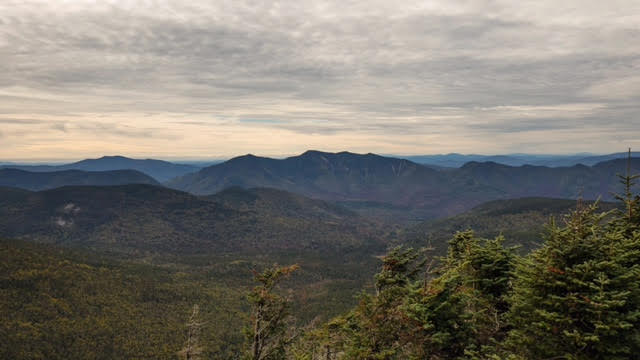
207,186,357,220
456,158,640,200
168,150,502,219
169,150,639,220
0,168,160,191
169,151,443,200
0,238,247,359
0,184,385,254
1,155,199,182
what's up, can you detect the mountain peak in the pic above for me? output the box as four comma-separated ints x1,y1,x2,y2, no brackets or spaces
299,150,333,158
95,155,130,161
228,153,267,162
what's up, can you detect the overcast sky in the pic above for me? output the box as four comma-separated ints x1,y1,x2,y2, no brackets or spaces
1,0,639,161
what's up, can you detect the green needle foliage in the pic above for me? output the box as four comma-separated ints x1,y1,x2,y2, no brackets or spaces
306,234,517,359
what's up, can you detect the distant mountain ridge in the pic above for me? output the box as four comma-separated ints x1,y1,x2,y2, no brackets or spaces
168,150,447,204
0,168,159,191
4,150,638,221
0,155,199,182
169,150,640,219
401,151,639,168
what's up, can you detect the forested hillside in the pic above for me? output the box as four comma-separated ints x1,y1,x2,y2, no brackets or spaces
0,184,386,254
0,236,382,359
403,197,619,253
0,238,246,359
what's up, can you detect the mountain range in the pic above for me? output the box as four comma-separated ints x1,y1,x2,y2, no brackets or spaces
168,150,639,219
401,151,640,168
0,168,159,191
0,155,200,182
2,150,638,221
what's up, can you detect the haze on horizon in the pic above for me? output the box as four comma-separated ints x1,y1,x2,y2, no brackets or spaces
1,0,639,162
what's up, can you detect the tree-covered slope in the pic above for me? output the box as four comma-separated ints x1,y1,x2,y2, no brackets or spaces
0,238,248,359
454,158,640,201
0,236,382,360
402,197,619,253
207,186,357,221
0,184,386,255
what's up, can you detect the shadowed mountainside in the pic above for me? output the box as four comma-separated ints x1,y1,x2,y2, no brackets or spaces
0,184,386,255
207,186,357,220
168,150,639,220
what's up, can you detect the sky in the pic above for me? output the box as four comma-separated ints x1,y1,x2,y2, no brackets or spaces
1,0,639,161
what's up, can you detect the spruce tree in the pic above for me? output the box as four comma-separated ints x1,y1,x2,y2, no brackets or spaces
506,202,640,359
402,231,516,359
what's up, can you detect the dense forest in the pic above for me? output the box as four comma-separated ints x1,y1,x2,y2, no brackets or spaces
1,171,639,359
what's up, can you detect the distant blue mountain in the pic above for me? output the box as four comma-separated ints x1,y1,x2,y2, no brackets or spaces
400,152,638,168
168,150,640,220
0,155,199,182
0,168,159,191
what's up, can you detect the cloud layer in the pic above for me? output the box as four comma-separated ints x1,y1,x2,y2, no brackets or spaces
1,0,639,160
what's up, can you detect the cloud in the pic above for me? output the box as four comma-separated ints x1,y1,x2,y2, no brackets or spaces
0,118,47,124
0,0,639,159
583,76,640,100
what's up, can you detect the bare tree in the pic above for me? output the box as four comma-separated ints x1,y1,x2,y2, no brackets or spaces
178,304,204,360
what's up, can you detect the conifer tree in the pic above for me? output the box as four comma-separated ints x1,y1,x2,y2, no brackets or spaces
506,202,640,359
245,264,299,360
321,234,516,359
403,231,516,359
612,148,640,234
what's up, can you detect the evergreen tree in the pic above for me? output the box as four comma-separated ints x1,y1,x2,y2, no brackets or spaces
506,202,640,359
245,264,299,360
611,148,640,234
319,235,516,359
402,231,516,359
